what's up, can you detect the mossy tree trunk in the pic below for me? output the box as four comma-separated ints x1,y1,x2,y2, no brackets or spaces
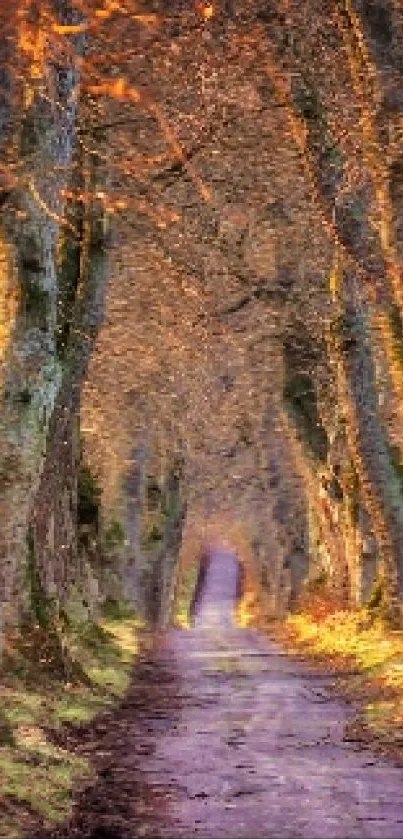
0,4,82,646
330,252,403,619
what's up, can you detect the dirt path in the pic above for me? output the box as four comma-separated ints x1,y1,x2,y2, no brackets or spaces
45,549,403,839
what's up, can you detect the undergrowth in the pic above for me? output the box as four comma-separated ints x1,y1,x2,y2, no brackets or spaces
281,589,403,749
0,606,141,839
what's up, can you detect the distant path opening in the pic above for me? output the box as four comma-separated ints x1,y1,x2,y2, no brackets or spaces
190,547,244,628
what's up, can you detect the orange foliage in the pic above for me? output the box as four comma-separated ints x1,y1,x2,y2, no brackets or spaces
3,0,403,627
196,3,214,20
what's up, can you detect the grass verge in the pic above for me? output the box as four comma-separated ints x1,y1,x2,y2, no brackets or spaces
0,607,142,839
276,593,403,759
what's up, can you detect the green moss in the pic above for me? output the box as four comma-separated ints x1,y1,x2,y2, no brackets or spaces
293,85,323,125
77,462,102,528
0,742,91,822
1,690,44,728
284,372,328,462
162,492,182,523
0,712,14,746
104,518,126,550
21,279,50,330
388,443,403,496
0,614,139,837
344,462,360,524
367,578,386,611
102,597,136,621
174,562,199,627
55,691,107,724
26,531,54,629
388,305,403,366
144,523,163,546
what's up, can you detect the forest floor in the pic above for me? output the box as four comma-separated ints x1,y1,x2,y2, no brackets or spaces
0,607,141,839
273,593,403,765
15,549,403,839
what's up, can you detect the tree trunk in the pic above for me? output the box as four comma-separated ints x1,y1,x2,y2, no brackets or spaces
0,2,82,648
331,253,403,619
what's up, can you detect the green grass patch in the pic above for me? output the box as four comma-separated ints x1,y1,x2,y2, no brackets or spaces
101,597,139,622
0,612,139,838
0,739,91,822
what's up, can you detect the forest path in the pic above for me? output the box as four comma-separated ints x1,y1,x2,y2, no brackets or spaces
48,549,403,839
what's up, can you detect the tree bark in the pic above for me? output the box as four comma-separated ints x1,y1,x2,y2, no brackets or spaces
331,253,403,619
